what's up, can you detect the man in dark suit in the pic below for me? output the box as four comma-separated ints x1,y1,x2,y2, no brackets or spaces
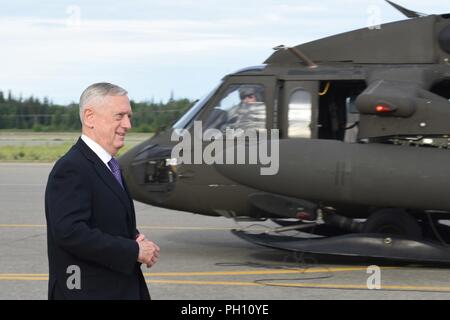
45,82,159,300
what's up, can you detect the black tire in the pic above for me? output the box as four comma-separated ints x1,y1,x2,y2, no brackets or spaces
363,209,422,239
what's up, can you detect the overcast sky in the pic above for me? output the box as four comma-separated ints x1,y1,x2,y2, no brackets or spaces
1,0,448,104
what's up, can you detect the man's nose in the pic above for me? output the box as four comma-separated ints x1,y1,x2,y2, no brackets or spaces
122,115,132,129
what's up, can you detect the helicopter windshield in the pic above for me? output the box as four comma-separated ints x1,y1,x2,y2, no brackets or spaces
172,82,222,129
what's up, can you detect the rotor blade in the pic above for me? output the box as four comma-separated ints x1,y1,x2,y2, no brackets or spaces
385,0,427,18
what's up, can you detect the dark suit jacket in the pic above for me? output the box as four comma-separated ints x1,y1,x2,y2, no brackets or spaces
45,138,150,300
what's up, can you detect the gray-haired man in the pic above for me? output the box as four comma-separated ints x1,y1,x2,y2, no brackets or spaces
45,82,159,300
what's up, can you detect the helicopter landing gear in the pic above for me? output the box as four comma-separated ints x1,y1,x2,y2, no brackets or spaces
362,209,422,239
232,207,450,264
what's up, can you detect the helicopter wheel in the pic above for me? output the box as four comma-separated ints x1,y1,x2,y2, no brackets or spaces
362,208,422,239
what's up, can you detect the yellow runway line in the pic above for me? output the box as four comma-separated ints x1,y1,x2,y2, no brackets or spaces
143,266,397,277
0,267,396,279
2,276,450,293
0,274,48,277
147,279,261,287
0,224,46,228
146,279,450,292
2,272,450,292
0,277,48,281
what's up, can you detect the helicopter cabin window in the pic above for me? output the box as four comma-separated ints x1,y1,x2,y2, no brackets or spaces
204,84,266,132
288,89,312,138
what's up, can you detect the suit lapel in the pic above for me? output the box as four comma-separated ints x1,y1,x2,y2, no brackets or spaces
75,138,135,225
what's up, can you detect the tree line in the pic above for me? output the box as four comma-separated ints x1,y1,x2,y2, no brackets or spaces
0,91,193,132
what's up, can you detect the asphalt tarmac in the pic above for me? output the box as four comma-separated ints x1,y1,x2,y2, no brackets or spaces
2,163,450,300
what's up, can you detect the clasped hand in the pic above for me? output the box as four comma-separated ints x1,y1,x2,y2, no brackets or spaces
136,234,160,268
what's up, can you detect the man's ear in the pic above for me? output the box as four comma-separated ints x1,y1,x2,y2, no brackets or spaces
83,107,95,129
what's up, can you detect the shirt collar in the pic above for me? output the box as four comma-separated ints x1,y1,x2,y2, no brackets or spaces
81,134,112,169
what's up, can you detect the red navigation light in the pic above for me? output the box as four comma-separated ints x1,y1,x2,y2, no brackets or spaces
375,105,393,113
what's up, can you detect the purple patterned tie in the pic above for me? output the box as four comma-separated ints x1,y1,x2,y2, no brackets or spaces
108,157,124,189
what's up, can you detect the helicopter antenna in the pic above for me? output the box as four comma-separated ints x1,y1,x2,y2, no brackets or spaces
273,45,317,68
385,0,427,18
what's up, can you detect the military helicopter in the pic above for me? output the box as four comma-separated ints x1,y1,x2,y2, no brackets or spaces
119,1,450,263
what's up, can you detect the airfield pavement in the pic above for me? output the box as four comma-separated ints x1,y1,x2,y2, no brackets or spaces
2,162,450,300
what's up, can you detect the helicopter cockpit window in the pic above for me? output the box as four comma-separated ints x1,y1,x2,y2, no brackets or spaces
204,84,266,132
172,82,222,129
288,89,312,138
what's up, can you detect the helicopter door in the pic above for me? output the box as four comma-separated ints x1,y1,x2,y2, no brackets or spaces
280,81,319,139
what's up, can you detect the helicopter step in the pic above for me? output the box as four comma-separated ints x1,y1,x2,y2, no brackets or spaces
231,230,450,264
232,206,450,264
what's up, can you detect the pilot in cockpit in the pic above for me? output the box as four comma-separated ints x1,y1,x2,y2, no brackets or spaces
225,85,266,131
203,84,266,132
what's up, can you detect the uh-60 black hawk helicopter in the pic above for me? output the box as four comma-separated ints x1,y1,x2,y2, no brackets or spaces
119,1,450,264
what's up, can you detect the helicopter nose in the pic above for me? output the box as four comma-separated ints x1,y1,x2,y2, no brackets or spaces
119,139,177,204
